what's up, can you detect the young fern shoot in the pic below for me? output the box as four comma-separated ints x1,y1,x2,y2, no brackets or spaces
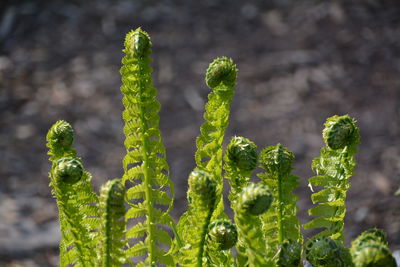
303,115,360,243
258,144,302,264
120,28,174,266
195,57,237,217
47,121,99,267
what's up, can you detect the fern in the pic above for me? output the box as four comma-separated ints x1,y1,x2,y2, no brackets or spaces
303,115,360,243
46,122,99,267
258,144,302,263
233,183,273,266
176,170,217,266
120,28,174,266
195,57,237,217
98,179,126,267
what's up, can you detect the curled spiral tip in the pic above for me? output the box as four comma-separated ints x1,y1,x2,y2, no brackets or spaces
237,183,272,215
53,157,83,184
260,144,294,176
124,27,151,57
47,120,74,149
205,57,237,90
188,169,216,203
226,136,258,172
323,115,359,150
100,179,125,215
277,240,302,267
351,241,396,267
306,237,350,267
208,220,238,250
352,228,388,248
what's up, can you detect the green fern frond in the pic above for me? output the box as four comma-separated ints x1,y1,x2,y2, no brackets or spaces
98,179,126,267
303,115,360,243
176,170,217,266
46,122,100,267
120,28,174,266
233,183,273,266
195,57,237,217
258,144,302,262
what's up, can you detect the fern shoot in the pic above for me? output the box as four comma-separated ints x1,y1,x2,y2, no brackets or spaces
258,144,302,263
176,170,217,266
234,183,273,266
195,57,237,217
303,115,360,243
98,179,126,267
120,28,175,266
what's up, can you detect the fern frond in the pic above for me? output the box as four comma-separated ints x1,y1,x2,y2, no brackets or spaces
303,115,360,243
120,28,174,266
46,122,100,267
176,170,217,266
233,183,273,266
98,179,126,267
258,144,302,263
195,57,237,217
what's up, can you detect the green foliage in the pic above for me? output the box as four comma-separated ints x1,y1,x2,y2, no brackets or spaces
304,115,360,243
258,144,302,263
120,28,174,266
46,28,397,267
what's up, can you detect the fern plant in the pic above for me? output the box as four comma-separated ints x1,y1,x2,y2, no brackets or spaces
46,27,397,267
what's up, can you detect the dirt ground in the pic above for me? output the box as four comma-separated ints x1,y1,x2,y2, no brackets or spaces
1,0,400,265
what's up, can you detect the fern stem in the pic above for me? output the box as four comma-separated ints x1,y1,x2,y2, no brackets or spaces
197,207,213,267
277,173,284,244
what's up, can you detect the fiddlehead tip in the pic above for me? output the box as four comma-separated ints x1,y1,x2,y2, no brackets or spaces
306,236,352,267
53,157,83,184
124,27,152,57
207,220,238,250
277,240,302,267
237,183,273,216
322,115,359,150
188,169,217,205
47,120,74,150
351,241,396,267
205,57,237,90
351,228,388,248
100,179,125,215
226,136,258,172
260,144,294,176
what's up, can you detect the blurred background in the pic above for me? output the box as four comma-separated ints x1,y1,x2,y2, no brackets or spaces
1,0,400,265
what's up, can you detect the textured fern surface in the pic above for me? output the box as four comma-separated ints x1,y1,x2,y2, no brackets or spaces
98,179,126,267
303,115,360,243
47,121,99,267
195,57,237,217
258,144,302,262
120,28,174,266
234,183,273,266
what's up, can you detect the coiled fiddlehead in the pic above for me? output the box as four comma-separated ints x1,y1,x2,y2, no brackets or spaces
305,236,353,267
350,229,396,267
234,183,273,266
276,240,302,267
98,179,126,267
176,170,217,266
120,28,174,266
47,122,99,267
258,144,302,263
303,115,360,243
195,57,237,218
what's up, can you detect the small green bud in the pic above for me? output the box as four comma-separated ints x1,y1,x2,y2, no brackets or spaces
205,57,237,90
323,115,359,150
351,228,388,248
188,170,216,206
351,241,396,267
226,136,258,172
124,28,151,57
47,120,74,149
260,144,294,176
100,179,125,217
306,237,352,267
207,220,238,250
53,157,83,184
237,183,272,215
277,240,302,267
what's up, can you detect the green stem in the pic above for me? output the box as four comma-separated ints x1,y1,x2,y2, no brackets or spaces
197,207,213,267
277,174,284,244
